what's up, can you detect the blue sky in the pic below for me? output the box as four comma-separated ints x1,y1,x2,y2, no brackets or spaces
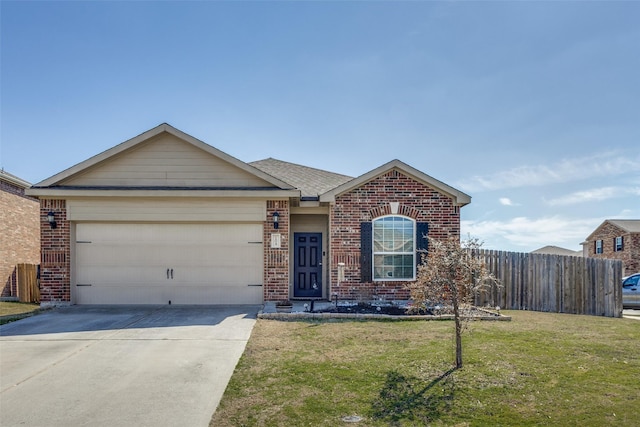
1,1,639,253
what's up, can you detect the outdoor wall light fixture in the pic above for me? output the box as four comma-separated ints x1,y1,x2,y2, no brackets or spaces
47,211,57,229
272,211,280,229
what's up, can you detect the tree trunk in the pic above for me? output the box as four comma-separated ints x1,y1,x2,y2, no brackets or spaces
453,295,463,369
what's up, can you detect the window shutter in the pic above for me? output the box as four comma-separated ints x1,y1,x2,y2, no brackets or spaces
360,222,372,283
416,222,429,266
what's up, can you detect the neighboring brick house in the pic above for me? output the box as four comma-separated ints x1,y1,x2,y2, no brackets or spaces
26,124,470,306
1,170,40,298
582,219,640,275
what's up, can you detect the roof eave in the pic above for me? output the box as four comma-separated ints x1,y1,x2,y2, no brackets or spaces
25,187,301,199
319,159,471,206
583,219,640,241
0,171,32,189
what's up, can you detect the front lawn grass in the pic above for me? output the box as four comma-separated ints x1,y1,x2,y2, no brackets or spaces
0,301,41,324
211,311,640,426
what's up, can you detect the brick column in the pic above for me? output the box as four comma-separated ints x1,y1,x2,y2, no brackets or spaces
40,199,71,306
263,200,289,301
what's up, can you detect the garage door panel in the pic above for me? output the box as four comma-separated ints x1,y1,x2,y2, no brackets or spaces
77,247,167,271
77,267,168,285
75,223,263,304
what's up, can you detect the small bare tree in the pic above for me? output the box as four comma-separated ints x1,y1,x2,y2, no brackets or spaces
407,236,497,369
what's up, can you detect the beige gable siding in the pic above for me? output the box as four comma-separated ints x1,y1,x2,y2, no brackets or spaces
61,133,273,188
67,198,267,222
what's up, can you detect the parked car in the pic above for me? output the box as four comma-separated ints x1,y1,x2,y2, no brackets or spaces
622,273,640,308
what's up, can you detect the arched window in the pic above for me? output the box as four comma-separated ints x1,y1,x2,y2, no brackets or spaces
372,215,415,280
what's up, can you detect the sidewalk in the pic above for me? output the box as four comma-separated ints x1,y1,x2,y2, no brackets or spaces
622,309,640,320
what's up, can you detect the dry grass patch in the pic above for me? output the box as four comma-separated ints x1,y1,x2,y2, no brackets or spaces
212,312,640,426
0,302,40,324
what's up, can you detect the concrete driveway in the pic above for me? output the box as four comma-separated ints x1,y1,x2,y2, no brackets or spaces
0,305,259,427
623,308,640,320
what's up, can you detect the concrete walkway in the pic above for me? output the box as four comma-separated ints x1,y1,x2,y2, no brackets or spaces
0,305,259,427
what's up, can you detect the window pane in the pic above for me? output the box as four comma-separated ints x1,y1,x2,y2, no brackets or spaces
373,228,384,251
400,254,413,267
383,240,395,251
402,266,413,278
372,216,415,280
373,255,389,279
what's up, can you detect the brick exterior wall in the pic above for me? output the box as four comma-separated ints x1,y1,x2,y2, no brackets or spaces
1,180,40,298
329,170,461,300
39,199,71,305
584,222,640,275
31,178,463,304
36,198,292,305
625,234,640,274
264,200,290,301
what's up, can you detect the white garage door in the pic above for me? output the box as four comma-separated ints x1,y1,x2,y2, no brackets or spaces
74,223,263,305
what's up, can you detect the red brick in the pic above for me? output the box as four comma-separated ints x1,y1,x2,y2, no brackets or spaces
584,221,640,275
38,199,70,305
1,181,40,297
328,170,461,299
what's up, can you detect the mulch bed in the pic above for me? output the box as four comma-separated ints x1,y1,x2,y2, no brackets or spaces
260,303,510,321
314,304,425,316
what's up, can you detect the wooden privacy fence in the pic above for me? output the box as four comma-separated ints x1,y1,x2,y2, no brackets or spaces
474,251,623,318
17,263,39,303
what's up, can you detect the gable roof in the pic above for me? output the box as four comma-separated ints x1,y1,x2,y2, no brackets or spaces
29,123,295,192
0,169,31,189
24,125,471,205
249,158,353,198
319,159,471,206
531,245,582,257
605,219,640,233
585,220,640,241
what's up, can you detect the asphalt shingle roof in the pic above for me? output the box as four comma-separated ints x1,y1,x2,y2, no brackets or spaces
531,245,582,257
0,169,31,188
249,158,353,198
607,219,640,233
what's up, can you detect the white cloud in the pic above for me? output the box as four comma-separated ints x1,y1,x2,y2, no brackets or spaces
457,152,639,192
544,186,640,206
499,197,517,206
618,209,635,217
461,215,603,251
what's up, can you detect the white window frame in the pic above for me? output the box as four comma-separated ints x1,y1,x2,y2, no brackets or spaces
595,239,603,254
614,236,623,252
372,215,416,281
